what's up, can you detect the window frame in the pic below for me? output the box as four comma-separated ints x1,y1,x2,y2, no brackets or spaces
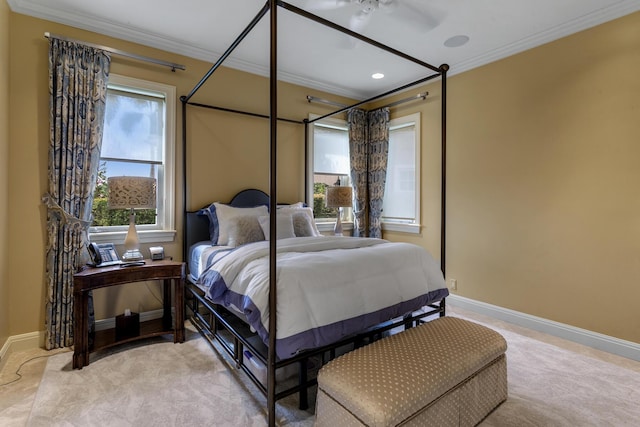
381,112,421,234
307,114,353,233
89,74,176,244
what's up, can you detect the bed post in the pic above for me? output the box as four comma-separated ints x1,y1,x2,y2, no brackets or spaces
181,96,188,263
267,1,278,426
440,64,449,278
304,119,310,206
440,64,448,317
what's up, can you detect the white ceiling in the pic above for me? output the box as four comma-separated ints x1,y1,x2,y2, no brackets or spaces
8,0,640,99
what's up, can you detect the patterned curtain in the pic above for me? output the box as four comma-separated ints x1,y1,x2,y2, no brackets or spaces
348,109,368,237
367,108,390,238
43,38,110,349
347,108,390,238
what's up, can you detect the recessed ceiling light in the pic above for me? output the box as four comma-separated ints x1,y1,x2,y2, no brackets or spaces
372,72,384,79
444,35,470,48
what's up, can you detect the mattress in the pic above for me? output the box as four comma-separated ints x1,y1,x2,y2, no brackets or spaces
188,241,232,283
192,236,449,359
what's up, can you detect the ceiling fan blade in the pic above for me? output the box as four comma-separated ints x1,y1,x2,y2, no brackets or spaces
305,0,353,11
335,10,371,49
349,10,372,34
382,1,441,32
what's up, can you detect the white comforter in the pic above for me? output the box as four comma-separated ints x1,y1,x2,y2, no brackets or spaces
197,236,447,358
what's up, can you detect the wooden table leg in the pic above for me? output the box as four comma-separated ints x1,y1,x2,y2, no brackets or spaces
73,291,89,369
174,277,185,343
162,278,172,330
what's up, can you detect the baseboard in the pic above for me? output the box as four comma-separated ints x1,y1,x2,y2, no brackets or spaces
94,308,165,331
447,294,640,362
0,331,44,372
0,337,9,372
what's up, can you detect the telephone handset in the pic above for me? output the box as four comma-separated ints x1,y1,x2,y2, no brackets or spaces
88,242,121,267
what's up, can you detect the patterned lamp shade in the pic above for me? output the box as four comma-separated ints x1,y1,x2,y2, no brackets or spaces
107,176,156,210
325,186,353,208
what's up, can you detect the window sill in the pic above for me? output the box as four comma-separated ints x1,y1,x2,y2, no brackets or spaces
89,230,176,245
316,222,354,233
381,222,421,234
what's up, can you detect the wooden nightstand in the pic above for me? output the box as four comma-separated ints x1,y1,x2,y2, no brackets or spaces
73,259,186,369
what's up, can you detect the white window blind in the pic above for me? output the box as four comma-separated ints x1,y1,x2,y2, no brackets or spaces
383,124,416,221
382,112,420,233
313,125,350,175
102,88,164,164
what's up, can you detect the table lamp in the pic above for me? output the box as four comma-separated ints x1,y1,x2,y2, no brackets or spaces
107,176,156,261
325,185,353,236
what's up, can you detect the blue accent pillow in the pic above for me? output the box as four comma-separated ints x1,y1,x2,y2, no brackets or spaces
197,204,220,244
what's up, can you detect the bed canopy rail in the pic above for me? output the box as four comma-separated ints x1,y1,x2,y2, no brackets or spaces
181,1,447,425
305,72,444,124
278,1,442,74
307,91,429,110
185,101,303,125
182,3,270,103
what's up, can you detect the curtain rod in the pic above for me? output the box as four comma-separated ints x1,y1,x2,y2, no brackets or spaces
307,92,428,110
44,32,186,72
306,95,347,108
385,92,428,108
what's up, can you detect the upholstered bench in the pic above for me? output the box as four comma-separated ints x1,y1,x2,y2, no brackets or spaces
315,317,508,427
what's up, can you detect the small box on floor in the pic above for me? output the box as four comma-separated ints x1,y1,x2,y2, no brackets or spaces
115,311,140,340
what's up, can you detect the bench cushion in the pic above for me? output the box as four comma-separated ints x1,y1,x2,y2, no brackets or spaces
316,317,508,426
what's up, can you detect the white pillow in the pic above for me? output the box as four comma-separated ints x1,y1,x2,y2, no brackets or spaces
210,203,268,246
258,213,296,240
275,205,321,236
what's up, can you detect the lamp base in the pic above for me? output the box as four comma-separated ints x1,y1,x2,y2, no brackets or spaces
334,209,344,236
122,210,143,261
122,249,144,262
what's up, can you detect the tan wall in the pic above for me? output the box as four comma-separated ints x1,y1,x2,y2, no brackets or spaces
385,12,640,343
6,12,353,335
0,0,10,349
449,12,640,343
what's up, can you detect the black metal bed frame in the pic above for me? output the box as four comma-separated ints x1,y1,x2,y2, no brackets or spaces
183,189,446,413
185,277,446,408
180,2,448,425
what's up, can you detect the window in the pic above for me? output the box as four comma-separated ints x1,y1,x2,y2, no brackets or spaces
382,112,420,233
308,116,352,231
90,74,176,243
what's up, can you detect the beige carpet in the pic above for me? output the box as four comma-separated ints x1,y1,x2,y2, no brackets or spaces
28,314,640,426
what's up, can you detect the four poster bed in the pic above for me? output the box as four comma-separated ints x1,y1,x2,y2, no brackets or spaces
180,2,449,425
